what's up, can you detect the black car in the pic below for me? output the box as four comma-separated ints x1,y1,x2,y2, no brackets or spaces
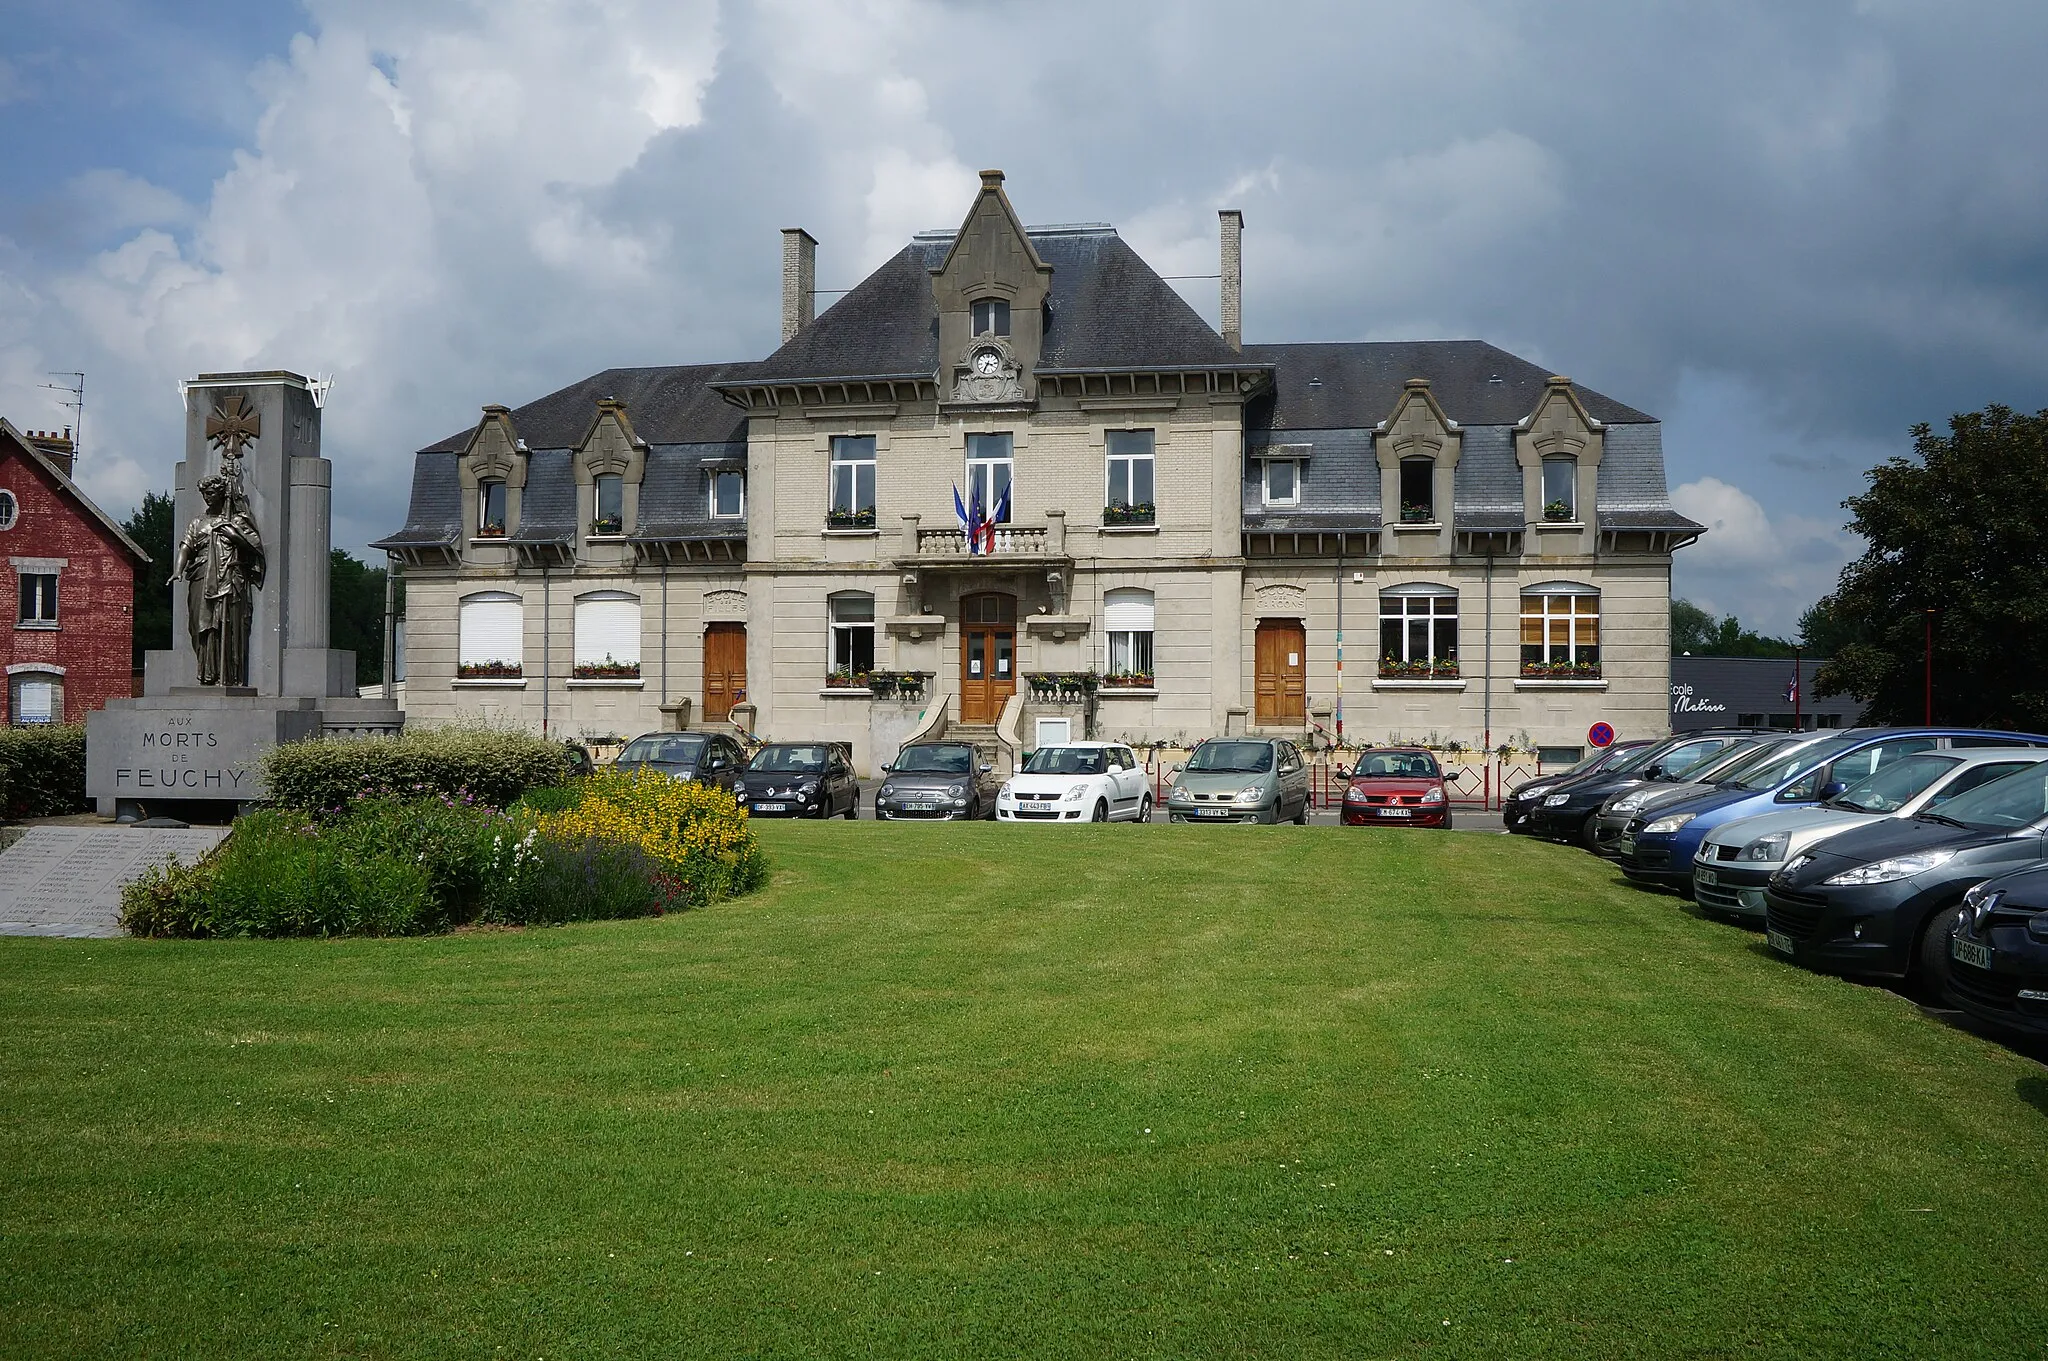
1764,760,2048,994
1946,863,2048,1038
1588,734,1805,856
735,742,860,819
1525,729,1767,848
1503,740,1652,834
612,731,747,793
875,741,998,821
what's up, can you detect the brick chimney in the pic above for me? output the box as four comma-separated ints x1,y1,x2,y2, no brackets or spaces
26,427,74,477
1218,209,1243,351
781,227,817,342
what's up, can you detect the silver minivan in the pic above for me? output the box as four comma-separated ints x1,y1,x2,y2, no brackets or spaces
1164,737,1312,824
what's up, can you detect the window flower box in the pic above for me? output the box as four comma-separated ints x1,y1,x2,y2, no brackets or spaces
825,507,877,529
1102,671,1154,688
1543,500,1576,523
1378,657,1459,680
1400,503,1434,524
476,524,507,538
573,657,640,680
457,660,522,680
1025,671,1100,702
590,514,624,535
825,669,870,689
866,670,928,699
1102,502,1156,527
1520,659,1601,680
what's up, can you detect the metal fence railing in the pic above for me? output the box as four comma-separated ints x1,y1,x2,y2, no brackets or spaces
1136,751,1550,812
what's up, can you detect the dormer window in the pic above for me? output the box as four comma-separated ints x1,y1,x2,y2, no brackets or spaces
1399,457,1435,523
593,473,624,535
971,298,1011,337
711,469,744,519
1261,457,1300,507
1542,456,1577,522
478,479,507,537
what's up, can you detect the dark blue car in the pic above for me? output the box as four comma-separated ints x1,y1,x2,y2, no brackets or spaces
1614,729,2048,892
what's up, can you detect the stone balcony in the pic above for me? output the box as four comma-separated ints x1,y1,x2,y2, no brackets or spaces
893,511,1072,570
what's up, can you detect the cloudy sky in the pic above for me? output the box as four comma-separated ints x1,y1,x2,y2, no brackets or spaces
5,0,2047,635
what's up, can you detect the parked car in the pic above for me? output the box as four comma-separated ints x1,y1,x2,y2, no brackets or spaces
1946,863,2048,1038
1589,734,1806,856
997,742,1152,823
735,741,861,819
561,741,593,778
874,741,998,821
1163,737,1311,825
1692,749,2048,918
1614,729,2046,893
1763,759,2048,995
613,731,747,793
1502,740,1652,834
1526,729,1770,847
1337,747,1460,828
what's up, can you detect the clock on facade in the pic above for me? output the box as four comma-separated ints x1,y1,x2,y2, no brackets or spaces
971,346,1003,377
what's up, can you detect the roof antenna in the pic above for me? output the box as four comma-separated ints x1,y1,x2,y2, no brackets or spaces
39,371,83,464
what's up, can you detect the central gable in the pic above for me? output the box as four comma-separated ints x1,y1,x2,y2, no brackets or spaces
932,170,1053,404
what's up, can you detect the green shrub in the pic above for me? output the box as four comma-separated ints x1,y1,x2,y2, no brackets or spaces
0,724,87,818
478,826,679,926
119,855,219,938
261,726,569,811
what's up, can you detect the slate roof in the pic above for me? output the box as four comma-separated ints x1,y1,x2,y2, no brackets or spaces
1242,341,1653,429
372,451,463,549
742,227,1249,384
417,363,751,453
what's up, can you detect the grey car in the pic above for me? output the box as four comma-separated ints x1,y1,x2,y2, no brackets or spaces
613,731,747,793
875,741,999,821
1164,737,1311,824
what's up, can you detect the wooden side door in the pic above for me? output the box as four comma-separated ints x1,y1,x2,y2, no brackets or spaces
703,623,746,723
1254,620,1307,726
959,593,1016,725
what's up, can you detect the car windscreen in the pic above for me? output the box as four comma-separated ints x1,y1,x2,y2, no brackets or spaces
1025,747,1109,775
750,745,828,773
1685,739,1784,783
1703,739,1797,785
1923,763,2048,831
1828,753,1959,813
619,735,706,763
1728,735,1869,792
1186,741,1274,773
1355,751,1438,778
894,745,972,775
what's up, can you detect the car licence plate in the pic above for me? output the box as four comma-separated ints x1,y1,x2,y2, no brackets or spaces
1952,935,1992,969
1617,837,1635,855
1377,807,1411,818
1020,801,1055,812
1767,929,1795,955
1198,808,1233,818
753,802,787,813
1698,869,1718,888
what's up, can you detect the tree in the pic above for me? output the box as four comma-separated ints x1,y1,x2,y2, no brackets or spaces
1669,598,1797,658
1814,404,2048,728
330,549,399,688
123,491,176,668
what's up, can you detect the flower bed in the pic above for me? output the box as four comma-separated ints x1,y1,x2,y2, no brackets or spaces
1102,502,1155,526
1520,660,1601,680
825,507,877,529
573,657,640,680
457,660,523,680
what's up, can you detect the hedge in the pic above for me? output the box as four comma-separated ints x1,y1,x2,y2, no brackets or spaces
0,725,88,819
260,726,570,811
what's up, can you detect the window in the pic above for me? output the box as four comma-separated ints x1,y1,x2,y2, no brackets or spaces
1104,588,1155,680
1542,457,1577,522
456,592,523,679
10,671,59,725
1261,458,1299,507
1105,430,1155,524
592,474,624,534
1737,712,1766,727
1537,746,1585,769
478,479,507,536
1378,586,1458,678
1816,713,1843,729
1399,457,1434,523
17,573,56,626
829,592,875,676
0,491,17,530
971,298,1011,337
829,436,876,527
572,591,640,679
966,432,1013,524
711,469,744,519
1519,585,1599,678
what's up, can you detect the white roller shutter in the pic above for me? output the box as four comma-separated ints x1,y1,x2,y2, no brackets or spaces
458,594,523,668
575,592,641,666
1103,589,1155,633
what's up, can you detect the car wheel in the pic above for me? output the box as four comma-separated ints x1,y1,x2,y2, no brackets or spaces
1580,813,1603,851
1292,793,1309,825
1137,794,1153,823
1442,810,1454,830
1091,799,1108,822
1917,902,1965,1003
845,793,858,819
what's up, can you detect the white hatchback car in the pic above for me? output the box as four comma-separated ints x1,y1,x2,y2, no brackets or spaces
997,742,1153,823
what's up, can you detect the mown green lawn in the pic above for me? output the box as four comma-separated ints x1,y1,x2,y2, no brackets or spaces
3,822,2047,1359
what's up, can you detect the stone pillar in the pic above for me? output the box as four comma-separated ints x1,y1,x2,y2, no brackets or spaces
1219,209,1243,351
900,512,921,558
781,228,816,342
1045,508,1066,556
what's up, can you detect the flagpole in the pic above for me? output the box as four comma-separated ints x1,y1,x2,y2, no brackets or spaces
1793,645,1802,730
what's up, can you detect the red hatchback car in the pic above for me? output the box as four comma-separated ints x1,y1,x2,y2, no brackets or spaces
1339,747,1460,828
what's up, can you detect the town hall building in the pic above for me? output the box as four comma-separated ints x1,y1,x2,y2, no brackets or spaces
378,172,1702,771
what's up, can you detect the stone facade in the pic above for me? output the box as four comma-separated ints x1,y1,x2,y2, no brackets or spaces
381,173,1702,772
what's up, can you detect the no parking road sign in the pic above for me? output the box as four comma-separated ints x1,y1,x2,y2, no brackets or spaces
1588,722,1615,748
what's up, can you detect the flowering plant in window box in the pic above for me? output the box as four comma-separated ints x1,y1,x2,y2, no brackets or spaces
825,669,870,689
1025,671,1100,701
1543,500,1576,522
1102,502,1156,526
866,670,928,699
590,514,624,535
573,656,640,680
457,660,522,679
1378,656,1459,680
825,506,877,529
476,523,507,538
1520,659,1601,680
1102,670,1154,687
1400,502,1433,524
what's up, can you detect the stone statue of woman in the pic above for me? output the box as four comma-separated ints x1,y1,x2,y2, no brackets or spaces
176,474,266,687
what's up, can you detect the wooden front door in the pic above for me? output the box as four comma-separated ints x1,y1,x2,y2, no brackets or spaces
959,592,1016,724
703,623,746,723
1254,619,1307,726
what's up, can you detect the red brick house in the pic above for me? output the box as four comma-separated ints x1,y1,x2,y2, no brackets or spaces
0,420,148,724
